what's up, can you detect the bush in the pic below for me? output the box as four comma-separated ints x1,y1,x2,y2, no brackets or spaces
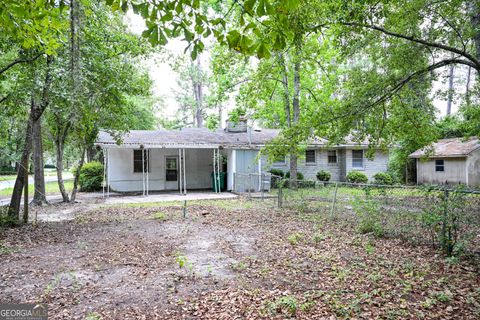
44,164,56,169
346,170,368,184
285,171,304,180
316,170,331,181
353,198,384,238
78,161,104,192
269,169,284,177
373,172,394,185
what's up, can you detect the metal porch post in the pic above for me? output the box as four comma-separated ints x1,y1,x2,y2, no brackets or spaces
183,148,186,195
179,148,183,195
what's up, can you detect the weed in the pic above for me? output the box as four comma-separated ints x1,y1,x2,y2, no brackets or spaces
421,298,437,309
299,300,315,312
0,241,15,254
84,312,103,320
364,242,375,254
152,212,167,221
231,261,248,271
432,290,453,303
287,232,304,245
312,233,325,244
0,211,20,227
353,197,385,237
174,252,194,275
269,295,298,316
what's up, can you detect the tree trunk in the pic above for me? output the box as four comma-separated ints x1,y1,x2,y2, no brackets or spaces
70,147,86,202
7,56,53,219
289,58,301,189
446,64,454,115
8,118,33,218
466,66,472,104
192,56,204,128
55,136,70,202
32,118,47,205
278,53,291,127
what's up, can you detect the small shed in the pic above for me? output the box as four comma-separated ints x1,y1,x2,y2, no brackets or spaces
409,137,480,186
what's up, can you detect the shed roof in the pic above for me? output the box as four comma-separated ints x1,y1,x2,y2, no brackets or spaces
409,137,480,158
95,128,374,149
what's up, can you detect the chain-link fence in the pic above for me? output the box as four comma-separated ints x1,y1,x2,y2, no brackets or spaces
233,172,272,195
272,180,480,262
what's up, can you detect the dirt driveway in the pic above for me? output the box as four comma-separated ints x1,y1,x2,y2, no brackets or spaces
1,199,479,319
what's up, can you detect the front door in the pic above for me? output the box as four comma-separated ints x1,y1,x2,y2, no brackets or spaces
165,156,179,190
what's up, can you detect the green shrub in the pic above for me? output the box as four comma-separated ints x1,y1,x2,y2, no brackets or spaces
269,168,284,177
353,198,384,238
346,170,368,184
78,161,104,192
285,171,304,180
316,170,331,181
373,172,394,185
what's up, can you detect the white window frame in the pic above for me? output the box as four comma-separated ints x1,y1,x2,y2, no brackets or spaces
352,150,364,169
327,150,337,164
435,159,445,172
305,149,316,165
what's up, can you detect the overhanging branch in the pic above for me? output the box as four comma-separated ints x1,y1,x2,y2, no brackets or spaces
0,53,42,76
341,22,480,71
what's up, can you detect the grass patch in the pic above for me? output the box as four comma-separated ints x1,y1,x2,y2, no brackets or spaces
0,180,73,197
152,212,167,221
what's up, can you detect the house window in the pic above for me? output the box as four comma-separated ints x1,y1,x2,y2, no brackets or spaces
328,150,337,164
352,150,364,168
435,159,445,172
305,150,316,164
166,157,178,181
133,150,149,173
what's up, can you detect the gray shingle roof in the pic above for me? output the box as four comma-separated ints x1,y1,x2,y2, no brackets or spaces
95,128,374,149
96,128,282,149
409,137,480,158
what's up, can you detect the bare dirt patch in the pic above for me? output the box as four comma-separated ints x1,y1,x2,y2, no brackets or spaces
1,199,479,319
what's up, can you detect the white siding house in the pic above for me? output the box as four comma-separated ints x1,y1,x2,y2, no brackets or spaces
95,121,391,194
409,137,480,187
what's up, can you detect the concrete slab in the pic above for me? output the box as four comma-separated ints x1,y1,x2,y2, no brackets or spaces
103,191,237,204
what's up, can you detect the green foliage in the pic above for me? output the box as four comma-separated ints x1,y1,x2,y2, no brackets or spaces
287,232,304,245
346,171,368,184
316,170,331,182
269,295,298,316
152,212,167,221
373,172,394,185
420,189,467,256
286,171,304,180
353,198,384,238
0,209,20,227
78,161,103,192
269,169,284,177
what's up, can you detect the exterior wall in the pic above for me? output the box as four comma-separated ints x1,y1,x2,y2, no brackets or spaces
269,148,389,182
416,157,467,185
467,149,480,186
345,149,389,182
107,148,213,192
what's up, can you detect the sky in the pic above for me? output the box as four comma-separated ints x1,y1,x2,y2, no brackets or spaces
125,12,468,124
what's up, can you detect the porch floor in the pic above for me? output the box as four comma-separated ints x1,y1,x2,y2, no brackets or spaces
103,191,237,205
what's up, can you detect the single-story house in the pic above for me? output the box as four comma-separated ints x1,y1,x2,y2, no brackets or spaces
409,137,480,186
95,119,389,194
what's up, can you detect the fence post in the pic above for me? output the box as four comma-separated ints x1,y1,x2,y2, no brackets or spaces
261,173,264,201
330,182,339,219
183,200,187,218
278,184,283,208
441,189,449,253
248,173,252,198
